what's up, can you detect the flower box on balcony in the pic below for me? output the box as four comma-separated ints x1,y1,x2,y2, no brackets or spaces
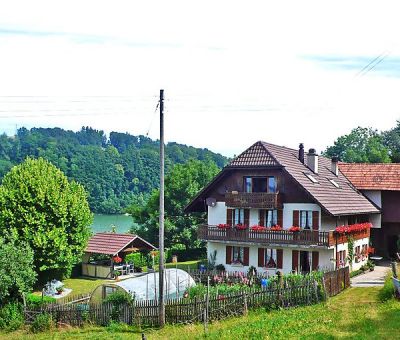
250,225,267,231
217,223,231,229
235,224,248,230
289,226,301,232
270,225,282,231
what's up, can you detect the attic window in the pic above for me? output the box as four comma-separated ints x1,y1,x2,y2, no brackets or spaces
329,179,340,188
304,173,318,183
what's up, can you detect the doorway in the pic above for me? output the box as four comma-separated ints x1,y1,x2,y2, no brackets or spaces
299,251,310,273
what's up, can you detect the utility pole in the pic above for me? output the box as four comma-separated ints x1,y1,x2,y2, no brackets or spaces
158,89,165,327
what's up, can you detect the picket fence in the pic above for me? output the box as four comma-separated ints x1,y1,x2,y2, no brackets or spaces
24,281,321,327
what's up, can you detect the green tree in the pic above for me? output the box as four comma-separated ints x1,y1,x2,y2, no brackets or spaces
324,127,391,163
129,159,220,249
0,237,37,303
0,158,93,281
382,120,400,162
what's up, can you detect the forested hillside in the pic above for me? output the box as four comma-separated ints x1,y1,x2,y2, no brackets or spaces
0,127,227,213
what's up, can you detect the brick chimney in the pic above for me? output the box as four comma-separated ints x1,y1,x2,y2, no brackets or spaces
331,156,339,176
307,148,318,174
298,143,305,164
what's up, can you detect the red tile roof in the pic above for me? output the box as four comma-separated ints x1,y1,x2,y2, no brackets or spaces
85,233,155,255
228,141,279,167
340,163,400,191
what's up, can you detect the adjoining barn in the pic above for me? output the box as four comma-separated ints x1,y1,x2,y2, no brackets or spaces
82,232,156,279
90,269,196,302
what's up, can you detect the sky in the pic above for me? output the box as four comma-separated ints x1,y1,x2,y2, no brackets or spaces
1,1,400,157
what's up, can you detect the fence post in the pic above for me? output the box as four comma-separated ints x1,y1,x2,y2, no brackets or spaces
243,293,248,316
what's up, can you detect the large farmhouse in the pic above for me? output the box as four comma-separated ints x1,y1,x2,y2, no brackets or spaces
186,141,380,274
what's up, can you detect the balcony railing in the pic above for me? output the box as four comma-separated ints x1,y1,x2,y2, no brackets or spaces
198,224,330,247
225,192,281,209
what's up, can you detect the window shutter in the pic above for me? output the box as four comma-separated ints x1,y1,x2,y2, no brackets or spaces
258,248,265,267
244,209,250,226
292,250,299,272
312,211,319,230
259,210,265,226
277,210,283,227
243,247,250,266
293,210,299,227
312,251,319,271
226,209,233,226
277,249,283,269
226,246,232,264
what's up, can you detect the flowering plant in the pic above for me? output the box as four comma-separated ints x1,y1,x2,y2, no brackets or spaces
250,225,267,231
217,223,231,229
113,255,122,263
235,223,248,230
289,226,301,232
270,225,282,231
334,222,372,235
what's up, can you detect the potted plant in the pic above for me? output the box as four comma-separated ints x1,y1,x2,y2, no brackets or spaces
56,286,64,295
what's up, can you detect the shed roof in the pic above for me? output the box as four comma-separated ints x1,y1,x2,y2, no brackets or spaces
85,233,156,256
339,163,400,191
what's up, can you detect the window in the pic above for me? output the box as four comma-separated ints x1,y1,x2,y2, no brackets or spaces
244,177,276,193
266,209,278,227
337,250,346,268
304,173,318,183
234,208,245,225
329,179,340,188
232,246,245,264
264,248,277,268
300,210,313,229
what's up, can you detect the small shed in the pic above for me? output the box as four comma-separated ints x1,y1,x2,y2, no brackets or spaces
82,232,156,279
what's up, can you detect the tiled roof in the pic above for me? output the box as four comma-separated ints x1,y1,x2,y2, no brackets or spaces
86,233,139,255
228,141,279,167
261,142,379,216
339,163,400,191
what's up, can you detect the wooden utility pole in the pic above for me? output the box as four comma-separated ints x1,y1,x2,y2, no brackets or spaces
158,89,165,327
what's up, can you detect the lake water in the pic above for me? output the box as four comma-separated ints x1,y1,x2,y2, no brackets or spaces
91,214,135,234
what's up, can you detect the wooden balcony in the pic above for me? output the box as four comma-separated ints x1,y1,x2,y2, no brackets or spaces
198,225,330,247
225,192,281,209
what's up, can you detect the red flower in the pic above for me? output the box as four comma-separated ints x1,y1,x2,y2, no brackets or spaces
334,222,372,235
289,226,301,232
270,225,282,231
368,246,375,255
113,256,122,263
217,223,231,229
235,223,248,230
250,225,267,231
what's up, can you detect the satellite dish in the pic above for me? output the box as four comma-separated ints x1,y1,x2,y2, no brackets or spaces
206,197,217,207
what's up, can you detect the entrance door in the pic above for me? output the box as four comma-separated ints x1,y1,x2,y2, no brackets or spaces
299,251,310,273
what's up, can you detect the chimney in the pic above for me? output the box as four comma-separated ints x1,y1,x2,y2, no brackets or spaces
298,143,305,164
307,148,318,174
331,156,339,176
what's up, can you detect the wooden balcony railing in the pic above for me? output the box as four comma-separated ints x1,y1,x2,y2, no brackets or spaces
225,192,281,209
198,225,330,247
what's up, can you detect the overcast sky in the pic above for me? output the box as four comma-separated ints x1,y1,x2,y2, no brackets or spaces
1,1,400,157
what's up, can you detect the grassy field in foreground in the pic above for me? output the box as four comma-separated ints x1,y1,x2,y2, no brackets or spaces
3,286,399,340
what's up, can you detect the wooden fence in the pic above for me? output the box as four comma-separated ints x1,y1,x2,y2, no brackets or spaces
323,266,350,297
24,281,321,327
55,293,91,305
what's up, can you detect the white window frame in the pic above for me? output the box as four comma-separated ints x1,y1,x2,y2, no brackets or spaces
264,248,277,268
234,208,245,225
300,210,313,229
266,209,278,227
232,246,244,264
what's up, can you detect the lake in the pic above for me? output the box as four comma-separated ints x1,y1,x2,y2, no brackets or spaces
91,214,135,234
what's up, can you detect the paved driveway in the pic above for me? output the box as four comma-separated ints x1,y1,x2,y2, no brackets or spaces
351,263,389,287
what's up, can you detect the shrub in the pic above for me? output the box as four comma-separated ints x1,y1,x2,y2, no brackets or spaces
26,294,56,308
125,252,147,268
30,313,54,333
0,303,23,332
378,274,395,302
104,291,134,322
350,269,363,278
215,264,226,271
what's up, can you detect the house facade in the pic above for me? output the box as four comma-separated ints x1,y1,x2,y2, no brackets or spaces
186,141,380,275
340,163,400,259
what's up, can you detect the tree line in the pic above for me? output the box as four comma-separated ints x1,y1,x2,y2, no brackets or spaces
0,127,227,214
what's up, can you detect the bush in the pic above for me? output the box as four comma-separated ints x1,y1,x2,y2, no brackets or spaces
215,264,226,271
170,248,206,262
125,252,146,268
104,291,135,322
30,313,54,333
378,274,395,302
0,303,23,332
350,269,363,278
26,294,56,308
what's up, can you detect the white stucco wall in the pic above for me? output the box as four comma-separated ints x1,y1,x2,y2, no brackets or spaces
207,202,226,225
208,241,335,275
335,237,369,271
362,190,382,208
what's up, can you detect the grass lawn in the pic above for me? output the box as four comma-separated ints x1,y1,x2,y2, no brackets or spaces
4,285,399,339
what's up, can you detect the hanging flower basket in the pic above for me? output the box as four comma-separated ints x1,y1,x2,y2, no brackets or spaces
113,255,122,263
